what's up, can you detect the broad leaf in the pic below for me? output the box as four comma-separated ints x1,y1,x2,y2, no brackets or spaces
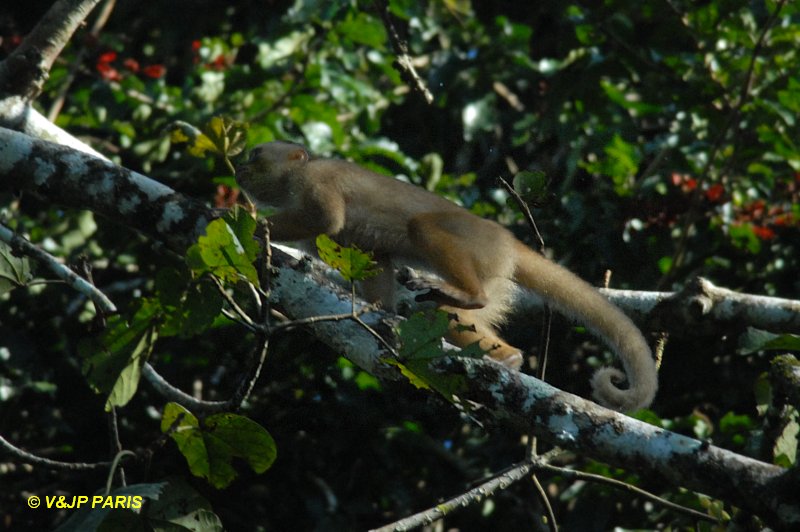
80,302,159,411
162,403,277,489
187,218,259,284
316,234,379,281
0,240,31,296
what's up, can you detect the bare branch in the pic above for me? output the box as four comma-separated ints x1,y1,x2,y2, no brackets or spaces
0,222,117,314
0,433,111,471
371,460,537,532
48,0,118,121
141,363,228,414
0,0,102,100
510,277,800,337
648,277,800,335
376,0,433,104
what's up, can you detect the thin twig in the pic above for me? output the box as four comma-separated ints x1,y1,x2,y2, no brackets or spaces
531,472,558,532
0,433,111,471
376,0,433,104
498,176,545,250
500,176,554,469
227,335,270,411
106,408,126,486
104,450,136,495
221,307,258,332
533,461,717,524
0,223,117,314
211,275,255,327
142,363,228,414
370,460,537,532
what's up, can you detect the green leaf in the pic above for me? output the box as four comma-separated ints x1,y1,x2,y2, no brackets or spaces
315,234,380,282
604,134,641,192
729,223,762,254
739,327,800,355
187,218,259,284
398,311,451,361
600,79,662,115
773,408,798,467
0,240,32,296
80,302,159,411
155,268,223,338
143,478,224,531
167,120,202,146
55,479,224,532
202,116,249,158
222,205,259,261
336,12,387,48
754,373,773,416
354,371,381,391
162,403,277,489
512,170,548,204
719,411,753,434
384,359,432,390
160,280,224,338
395,311,478,398
54,482,167,532
168,116,248,159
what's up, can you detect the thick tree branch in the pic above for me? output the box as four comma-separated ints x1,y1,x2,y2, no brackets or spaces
431,357,799,529
0,0,101,100
0,127,213,252
511,277,800,337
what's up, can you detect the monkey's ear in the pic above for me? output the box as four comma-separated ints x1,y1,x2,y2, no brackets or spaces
288,147,309,163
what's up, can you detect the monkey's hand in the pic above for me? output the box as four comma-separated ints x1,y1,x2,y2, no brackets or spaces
398,267,485,310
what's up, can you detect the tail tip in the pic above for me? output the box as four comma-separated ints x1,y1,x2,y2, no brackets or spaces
590,366,656,412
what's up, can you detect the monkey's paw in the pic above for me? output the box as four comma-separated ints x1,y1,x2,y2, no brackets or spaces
398,267,484,309
485,352,523,370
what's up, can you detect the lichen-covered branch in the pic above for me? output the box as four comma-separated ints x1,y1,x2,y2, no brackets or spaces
648,277,800,335
0,127,212,252
428,356,799,529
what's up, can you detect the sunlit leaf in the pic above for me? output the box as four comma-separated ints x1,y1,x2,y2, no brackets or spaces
187,218,259,284
162,403,277,489
315,234,380,281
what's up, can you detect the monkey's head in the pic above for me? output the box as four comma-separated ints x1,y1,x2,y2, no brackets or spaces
235,141,309,204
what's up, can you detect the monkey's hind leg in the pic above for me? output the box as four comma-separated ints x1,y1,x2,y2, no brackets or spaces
442,306,524,369
406,213,491,309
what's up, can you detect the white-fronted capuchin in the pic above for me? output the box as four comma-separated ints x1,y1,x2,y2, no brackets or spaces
236,141,657,411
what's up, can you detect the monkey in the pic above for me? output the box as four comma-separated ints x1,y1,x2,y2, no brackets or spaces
235,141,657,411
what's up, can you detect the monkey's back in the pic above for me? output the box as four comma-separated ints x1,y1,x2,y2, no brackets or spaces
308,159,478,256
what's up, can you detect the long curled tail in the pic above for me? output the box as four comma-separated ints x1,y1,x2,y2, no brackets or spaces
512,241,657,411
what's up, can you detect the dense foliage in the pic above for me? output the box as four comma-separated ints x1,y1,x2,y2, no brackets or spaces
1,0,799,530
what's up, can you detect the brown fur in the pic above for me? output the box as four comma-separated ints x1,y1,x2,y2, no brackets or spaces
236,141,657,411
